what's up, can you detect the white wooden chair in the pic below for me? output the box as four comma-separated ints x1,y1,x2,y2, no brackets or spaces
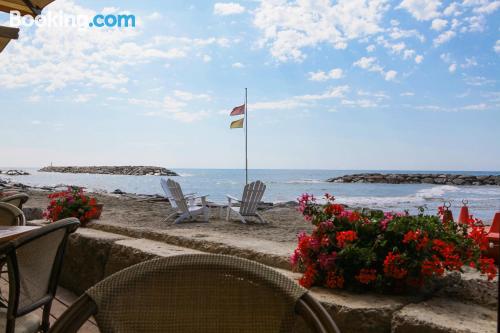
160,178,195,221
226,181,267,224
164,179,209,224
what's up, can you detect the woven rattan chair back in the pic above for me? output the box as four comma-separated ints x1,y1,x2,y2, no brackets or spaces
50,254,341,333
0,194,29,209
0,218,80,333
0,202,25,226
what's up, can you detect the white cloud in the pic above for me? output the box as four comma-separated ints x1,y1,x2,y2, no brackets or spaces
385,70,398,81
440,52,452,63
390,42,406,54
366,44,376,52
463,75,495,86
357,90,390,99
151,36,232,48
450,18,460,29
415,55,424,63
443,2,461,16
252,99,307,110
74,93,96,103
253,0,389,62
461,57,477,68
494,40,500,53
397,0,442,21
146,12,162,20
214,2,246,16
28,95,41,103
387,26,425,42
404,49,415,59
251,86,349,111
431,18,448,30
308,68,344,81
129,91,211,122
173,90,211,101
353,57,383,72
202,54,212,62
472,1,500,14
341,99,379,108
376,35,420,61
297,86,350,100
232,62,245,68
459,103,488,110
462,15,486,32
353,56,396,81
433,30,456,46
448,63,457,73
414,103,490,112
401,92,415,96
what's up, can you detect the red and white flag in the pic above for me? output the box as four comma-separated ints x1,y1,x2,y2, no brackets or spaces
230,104,245,116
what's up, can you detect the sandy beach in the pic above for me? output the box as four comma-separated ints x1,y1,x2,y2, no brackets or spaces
23,189,313,244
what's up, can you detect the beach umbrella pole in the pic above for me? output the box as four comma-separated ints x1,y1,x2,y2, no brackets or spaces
245,88,248,185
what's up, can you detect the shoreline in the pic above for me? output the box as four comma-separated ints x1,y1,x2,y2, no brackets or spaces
1,170,498,224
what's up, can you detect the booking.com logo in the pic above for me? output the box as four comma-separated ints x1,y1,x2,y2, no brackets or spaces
89,14,135,28
9,10,136,28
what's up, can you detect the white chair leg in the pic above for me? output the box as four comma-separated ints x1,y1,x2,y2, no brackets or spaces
226,207,231,221
235,212,247,224
174,212,190,224
255,213,267,224
203,207,209,222
164,211,178,223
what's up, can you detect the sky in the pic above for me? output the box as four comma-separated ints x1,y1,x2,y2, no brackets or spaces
0,0,499,171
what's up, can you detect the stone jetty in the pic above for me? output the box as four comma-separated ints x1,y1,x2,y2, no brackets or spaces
0,169,30,175
39,166,179,176
326,173,500,186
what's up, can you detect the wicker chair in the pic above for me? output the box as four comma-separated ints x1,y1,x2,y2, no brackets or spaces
50,254,340,333
0,203,25,226
0,195,29,210
0,218,80,333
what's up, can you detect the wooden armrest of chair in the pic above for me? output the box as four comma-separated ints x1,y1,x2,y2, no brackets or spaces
226,195,241,203
191,195,208,200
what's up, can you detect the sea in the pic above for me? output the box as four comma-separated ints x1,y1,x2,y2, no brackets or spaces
1,168,499,222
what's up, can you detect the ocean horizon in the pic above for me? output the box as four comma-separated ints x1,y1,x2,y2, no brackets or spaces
1,167,499,222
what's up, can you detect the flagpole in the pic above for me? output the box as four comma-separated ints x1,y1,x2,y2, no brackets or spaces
245,87,248,185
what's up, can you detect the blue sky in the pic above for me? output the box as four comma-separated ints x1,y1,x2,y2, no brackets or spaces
0,0,499,170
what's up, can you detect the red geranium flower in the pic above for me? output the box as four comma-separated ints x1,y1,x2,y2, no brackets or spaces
383,252,407,279
336,231,358,248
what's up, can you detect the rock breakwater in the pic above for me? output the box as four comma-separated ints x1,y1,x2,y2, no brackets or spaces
326,173,500,186
39,166,178,176
0,169,30,175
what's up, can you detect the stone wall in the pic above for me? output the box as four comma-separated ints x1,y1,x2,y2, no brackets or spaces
327,173,500,186
56,227,498,333
38,165,178,176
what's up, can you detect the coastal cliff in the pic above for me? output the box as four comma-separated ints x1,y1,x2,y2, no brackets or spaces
39,166,179,176
327,173,500,186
